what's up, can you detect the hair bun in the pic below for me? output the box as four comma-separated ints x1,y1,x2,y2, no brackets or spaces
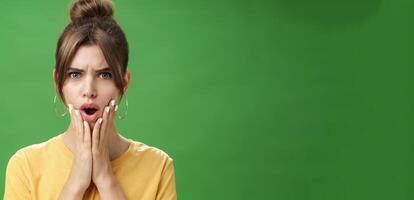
70,0,114,22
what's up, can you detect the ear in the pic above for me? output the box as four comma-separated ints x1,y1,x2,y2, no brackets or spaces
123,69,131,93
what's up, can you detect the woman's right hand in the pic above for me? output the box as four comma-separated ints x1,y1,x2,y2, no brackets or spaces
59,104,100,199
66,104,93,192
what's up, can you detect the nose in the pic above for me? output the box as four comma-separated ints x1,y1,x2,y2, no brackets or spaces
82,75,97,99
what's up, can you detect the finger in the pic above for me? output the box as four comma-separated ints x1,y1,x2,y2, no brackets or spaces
114,103,119,119
74,109,84,141
92,118,103,151
114,99,119,113
68,105,78,137
100,105,111,145
83,121,91,149
110,99,116,120
68,104,73,116
67,104,77,133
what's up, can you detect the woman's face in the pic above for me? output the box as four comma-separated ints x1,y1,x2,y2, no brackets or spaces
61,45,122,127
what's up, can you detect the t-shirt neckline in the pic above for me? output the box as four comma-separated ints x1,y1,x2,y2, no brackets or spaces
55,133,134,167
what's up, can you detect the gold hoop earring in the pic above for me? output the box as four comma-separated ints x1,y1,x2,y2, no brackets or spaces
53,95,68,117
117,95,128,120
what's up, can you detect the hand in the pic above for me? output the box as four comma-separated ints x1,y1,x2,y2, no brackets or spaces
65,105,96,192
84,99,118,188
62,100,126,200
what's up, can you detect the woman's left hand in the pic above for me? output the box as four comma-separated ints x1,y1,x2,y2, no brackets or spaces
84,99,127,199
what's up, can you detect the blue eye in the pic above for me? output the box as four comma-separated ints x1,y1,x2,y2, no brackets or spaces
68,72,80,79
99,72,112,79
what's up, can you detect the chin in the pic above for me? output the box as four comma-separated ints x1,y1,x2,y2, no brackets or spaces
88,122,96,130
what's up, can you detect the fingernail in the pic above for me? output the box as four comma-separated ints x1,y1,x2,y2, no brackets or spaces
98,118,103,124
106,106,110,113
68,104,73,113
83,121,87,127
115,105,118,112
111,100,116,107
75,110,80,116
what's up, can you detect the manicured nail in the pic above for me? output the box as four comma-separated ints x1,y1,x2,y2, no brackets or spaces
115,105,118,112
98,118,103,124
106,106,110,113
83,121,87,127
68,104,73,113
111,100,116,107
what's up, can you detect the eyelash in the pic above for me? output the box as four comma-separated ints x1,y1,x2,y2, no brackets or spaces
67,72,112,80
68,72,80,79
99,72,112,79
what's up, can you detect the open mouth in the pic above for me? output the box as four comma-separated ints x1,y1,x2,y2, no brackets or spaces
80,103,100,122
83,108,98,115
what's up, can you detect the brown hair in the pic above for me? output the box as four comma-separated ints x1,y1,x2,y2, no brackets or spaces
54,0,128,104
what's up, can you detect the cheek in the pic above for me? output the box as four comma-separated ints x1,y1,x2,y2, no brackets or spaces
98,84,120,101
61,88,70,102
62,84,79,103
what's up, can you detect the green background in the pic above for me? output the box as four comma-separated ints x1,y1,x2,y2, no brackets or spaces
0,0,413,199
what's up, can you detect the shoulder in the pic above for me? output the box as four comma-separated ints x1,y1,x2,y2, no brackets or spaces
125,138,174,165
7,136,60,166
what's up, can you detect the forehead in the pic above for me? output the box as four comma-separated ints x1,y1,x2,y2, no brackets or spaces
70,45,109,70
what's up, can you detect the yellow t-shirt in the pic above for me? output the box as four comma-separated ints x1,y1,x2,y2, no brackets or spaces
4,134,177,200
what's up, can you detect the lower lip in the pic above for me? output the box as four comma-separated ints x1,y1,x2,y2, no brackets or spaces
80,110,99,123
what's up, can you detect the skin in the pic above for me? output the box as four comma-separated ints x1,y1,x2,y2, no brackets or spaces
54,45,131,199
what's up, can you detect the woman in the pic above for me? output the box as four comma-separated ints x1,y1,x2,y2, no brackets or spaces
4,0,177,199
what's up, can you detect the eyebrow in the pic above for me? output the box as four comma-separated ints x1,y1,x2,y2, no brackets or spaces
68,67,111,72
